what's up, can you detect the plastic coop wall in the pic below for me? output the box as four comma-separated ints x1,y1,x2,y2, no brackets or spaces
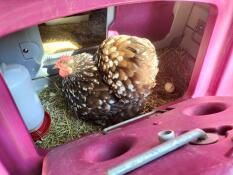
0,27,44,78
0,0,232,175
108,2,209,58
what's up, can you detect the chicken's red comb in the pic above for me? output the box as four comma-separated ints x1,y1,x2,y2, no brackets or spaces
59,56,72,62
55,56,72,69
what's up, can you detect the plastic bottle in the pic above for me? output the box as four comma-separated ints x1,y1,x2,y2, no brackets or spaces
0,63,44,132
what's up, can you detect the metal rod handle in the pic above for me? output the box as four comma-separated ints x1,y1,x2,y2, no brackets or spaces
107,128,207,175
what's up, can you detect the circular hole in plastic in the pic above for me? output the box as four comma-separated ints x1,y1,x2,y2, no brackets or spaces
202,128,217,133
83,136,136,162
218,125,233,136
184,102,227,116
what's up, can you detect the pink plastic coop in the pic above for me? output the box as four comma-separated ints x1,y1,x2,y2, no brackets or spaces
0,0,233,175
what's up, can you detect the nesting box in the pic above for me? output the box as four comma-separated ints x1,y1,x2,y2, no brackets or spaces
0,0,232,175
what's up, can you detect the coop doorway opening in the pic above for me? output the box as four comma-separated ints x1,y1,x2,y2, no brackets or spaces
0,1,215,148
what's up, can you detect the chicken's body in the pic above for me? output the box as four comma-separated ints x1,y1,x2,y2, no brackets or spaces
61,53,143,125
56,35,158,126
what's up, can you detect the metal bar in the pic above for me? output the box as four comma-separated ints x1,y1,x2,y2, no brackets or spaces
107,128,207,175
103,109,166,134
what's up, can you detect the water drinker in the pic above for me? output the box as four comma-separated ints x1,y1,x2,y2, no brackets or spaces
0,63,50,140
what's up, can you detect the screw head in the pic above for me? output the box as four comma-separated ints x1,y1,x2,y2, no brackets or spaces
190,133,219,145
23,48,29,53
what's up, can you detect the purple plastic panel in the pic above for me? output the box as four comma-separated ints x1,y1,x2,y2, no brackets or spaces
216,47,233,96
189,1,233,97
42,96,233,175
0,0,232,174
0,161,9,175
108,2,175,41
0,75,43,175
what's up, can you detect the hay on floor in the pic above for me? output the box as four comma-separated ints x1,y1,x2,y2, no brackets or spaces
36,77,102,148
155,47,195,99
37,47,194,148
143,47,195,112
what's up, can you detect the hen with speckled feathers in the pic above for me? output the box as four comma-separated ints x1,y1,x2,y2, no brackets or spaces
56,35,158,126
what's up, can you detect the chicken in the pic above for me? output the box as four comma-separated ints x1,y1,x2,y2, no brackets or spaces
97,35,158,100
55,35,158,126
